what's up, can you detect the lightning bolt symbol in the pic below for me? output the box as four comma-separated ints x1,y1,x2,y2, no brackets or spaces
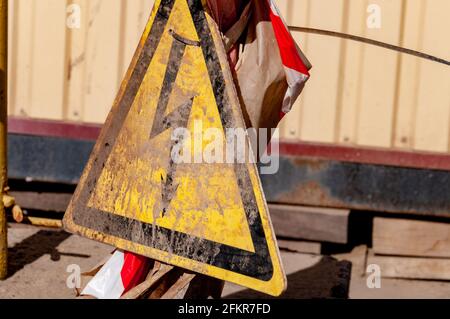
150,30,200,216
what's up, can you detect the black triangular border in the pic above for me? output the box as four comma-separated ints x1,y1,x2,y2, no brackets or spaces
69,0,274,281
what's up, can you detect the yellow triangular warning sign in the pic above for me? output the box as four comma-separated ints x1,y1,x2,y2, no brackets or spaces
63,0,286,296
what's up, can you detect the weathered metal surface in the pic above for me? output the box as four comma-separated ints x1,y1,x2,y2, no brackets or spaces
279,141,450,172
8,134,93,184
9,133,450,217
8,117,101,141
63,0,286,296
9,116,450,171
261,156,450,218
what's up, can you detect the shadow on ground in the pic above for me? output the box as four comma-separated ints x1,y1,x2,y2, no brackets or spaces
7,230,89,278
224,256,352,299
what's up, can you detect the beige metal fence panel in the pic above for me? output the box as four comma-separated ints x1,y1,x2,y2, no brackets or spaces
12,0,67,120
279,0,450,153
6,0,450,154
335,0,367,146
393,0,425,150
65,0,88,122
412,0,450,152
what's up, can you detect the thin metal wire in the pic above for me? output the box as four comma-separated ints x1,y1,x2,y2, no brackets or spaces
288,26,450,67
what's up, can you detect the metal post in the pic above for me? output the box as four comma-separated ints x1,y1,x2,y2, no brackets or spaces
0,0,7,280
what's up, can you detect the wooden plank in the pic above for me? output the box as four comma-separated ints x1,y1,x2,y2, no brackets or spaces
277,239,321,255
269,204,350,244
10,191,72,213
373,217,450,258
121,262,174,300
368,253,450,281
160,272,196,299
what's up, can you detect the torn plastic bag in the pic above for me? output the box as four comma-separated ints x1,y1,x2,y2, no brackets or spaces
209,0,311,130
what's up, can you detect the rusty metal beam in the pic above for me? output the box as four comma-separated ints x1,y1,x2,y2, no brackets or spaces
7,117,450,171
279,140,450,172
8,134,92,184
7,132,450,217
8,117,101,141
0,0,7,280
261,156,450,218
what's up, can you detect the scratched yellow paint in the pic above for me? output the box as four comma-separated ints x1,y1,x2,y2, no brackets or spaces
88,0,253,252
64,0,286,296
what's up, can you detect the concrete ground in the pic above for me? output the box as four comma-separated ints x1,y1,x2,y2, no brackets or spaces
1,223,449,299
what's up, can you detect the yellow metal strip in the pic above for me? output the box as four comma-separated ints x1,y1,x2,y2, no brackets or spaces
0,0,7,281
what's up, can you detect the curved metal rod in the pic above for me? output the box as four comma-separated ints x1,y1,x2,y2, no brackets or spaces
288,26,450,67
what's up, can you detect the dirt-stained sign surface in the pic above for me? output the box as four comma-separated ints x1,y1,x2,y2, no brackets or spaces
63,0,286,296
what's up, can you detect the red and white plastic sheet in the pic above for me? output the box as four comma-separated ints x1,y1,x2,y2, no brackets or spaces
267,0,310,116
82,251,150,299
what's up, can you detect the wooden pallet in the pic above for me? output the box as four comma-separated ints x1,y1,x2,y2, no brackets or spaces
78,258,224,300
269,204,350,244
370,217,450,281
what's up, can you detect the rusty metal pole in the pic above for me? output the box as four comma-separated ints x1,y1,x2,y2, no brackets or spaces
0,0,7,280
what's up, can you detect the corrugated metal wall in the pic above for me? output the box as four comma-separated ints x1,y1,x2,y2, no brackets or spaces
8,0,154,123
8,0,450,153
278,0,450,153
